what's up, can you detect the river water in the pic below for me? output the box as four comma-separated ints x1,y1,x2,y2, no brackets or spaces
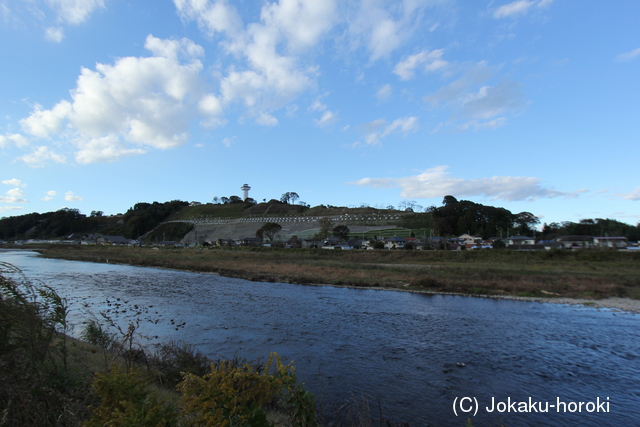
1,250,639,426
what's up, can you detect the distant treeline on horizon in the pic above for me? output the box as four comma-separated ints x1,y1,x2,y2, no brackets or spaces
1,196,639,242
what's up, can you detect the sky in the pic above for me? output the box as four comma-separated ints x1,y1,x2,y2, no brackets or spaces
1,0,639,228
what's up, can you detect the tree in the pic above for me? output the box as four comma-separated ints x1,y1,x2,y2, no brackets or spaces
332,225,350,241
318,217,334,239
289,192,299,205
256,222,282,242
513,212,539,235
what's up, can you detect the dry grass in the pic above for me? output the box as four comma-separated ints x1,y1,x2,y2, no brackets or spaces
35,245,640,300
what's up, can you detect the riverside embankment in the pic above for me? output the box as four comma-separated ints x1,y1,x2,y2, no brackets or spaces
2,248,639,426
30,244,640,305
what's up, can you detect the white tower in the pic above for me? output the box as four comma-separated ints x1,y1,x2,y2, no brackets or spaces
241,184,251,201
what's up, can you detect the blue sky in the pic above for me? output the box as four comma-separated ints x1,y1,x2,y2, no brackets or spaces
1,0,639,227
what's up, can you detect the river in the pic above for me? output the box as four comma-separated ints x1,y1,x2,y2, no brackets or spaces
1,249,638,426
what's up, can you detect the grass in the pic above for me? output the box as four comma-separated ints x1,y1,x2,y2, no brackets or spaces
31,245,640,300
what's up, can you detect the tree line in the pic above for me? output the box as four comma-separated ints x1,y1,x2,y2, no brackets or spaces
0,200,188,241
2,195,639,242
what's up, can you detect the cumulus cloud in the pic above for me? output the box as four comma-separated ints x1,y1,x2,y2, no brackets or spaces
43,190,57,201
45,26,64,42
19,35,205,164
2,179,27,188
349,166,577,202
393,49,448,80
64,191,83,201
175,0,329,122
0,188,28,203
359,116,418,145
256,112,278,126
0,133,29,148
45,0,105,25
19,146,67,167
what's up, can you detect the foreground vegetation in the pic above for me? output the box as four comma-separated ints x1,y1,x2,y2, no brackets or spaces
35,245,640,300
1,261,419,426
0,261,318,426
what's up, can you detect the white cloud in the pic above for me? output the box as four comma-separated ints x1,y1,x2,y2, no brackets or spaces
256,112,278,126
2,179,27,188
19,35,206,163
0,133,29,148
0,188,28,203
622,187,640,201
459,81,525,121
64,191,83,202
423,63,525,129
314,110,337,127
0,206,24,213
176,0,323,116
359,116,418,145
349,166,576,202
173,0,243,38
376,84,392,101
43,190,57,201
616,48,640,62
75,135,146,164
19,146,67,167
459,117,507,131
393,49,448,80
222,137,235,147
20,101,72,138
44,0,105,25
347,0,426,61
45,26,64,42
260,0,337,52
493,0,552,19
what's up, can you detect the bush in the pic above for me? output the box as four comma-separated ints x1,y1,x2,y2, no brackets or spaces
178,353,317,427
83,367,178,427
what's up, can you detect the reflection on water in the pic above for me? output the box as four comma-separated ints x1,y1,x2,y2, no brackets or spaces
1,250,639,426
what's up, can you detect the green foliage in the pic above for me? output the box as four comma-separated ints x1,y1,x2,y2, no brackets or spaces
256,222,282,241
150,341,210,388
430,195,514,238
318,217,334,239
83,366,178,427
178,353,317,427
0,262,88,425
81,319,117,349
332,224,350,241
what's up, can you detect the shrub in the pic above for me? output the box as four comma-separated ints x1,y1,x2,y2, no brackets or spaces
178,353,317,427
83,366,178,427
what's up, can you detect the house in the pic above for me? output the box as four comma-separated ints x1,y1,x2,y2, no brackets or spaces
237,237,263,247
507,236,535,246
384,236,406,249
593,236,627,249
96,235,132,245
555,235,593,249
458,234,481,245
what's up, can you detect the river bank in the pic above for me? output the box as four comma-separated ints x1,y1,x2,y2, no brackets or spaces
3,247,639,426
14,244,639,310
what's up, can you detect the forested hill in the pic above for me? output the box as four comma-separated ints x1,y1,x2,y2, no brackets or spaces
0,200,188,241
1,196,639,242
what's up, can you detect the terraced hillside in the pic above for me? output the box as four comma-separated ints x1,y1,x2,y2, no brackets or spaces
162,202,430,244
